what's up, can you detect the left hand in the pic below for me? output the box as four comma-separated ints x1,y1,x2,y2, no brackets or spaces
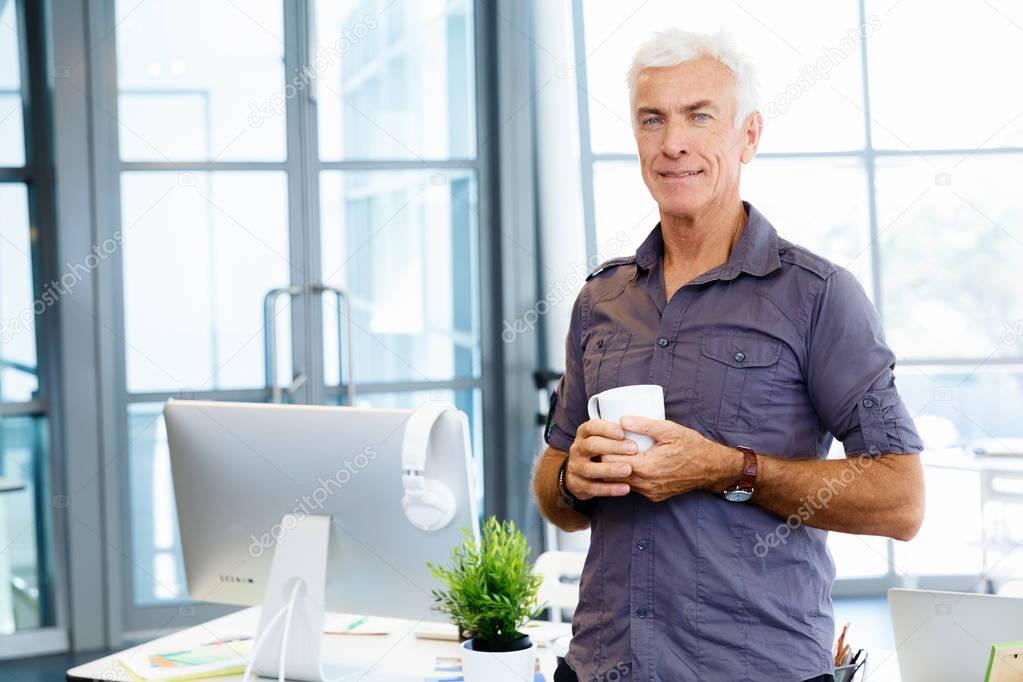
601,416,738,503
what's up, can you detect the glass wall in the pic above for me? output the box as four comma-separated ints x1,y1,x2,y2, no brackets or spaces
567,0,1023,588
0,0,56,635
109,0,485,628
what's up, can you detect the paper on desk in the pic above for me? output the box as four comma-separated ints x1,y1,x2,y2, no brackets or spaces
118,639,250,681
323,613,402,635
425,655,544,682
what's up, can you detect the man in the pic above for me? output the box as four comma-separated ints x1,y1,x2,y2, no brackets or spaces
532,29,925,682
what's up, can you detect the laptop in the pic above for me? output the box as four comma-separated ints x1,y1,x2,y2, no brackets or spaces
888,588,1023,681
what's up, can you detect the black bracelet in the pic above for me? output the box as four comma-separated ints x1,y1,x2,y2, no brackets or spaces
557,456,584,510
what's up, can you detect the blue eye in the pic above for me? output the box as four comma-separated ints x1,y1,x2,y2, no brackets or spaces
694,112,711,121
642,116,661,125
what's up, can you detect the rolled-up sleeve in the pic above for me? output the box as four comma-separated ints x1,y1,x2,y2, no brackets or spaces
545,291,589,452
806,267,923,456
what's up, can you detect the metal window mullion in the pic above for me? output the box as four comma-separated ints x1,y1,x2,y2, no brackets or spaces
15,0,65,642
119,161,288,172
85,0,135,644
855,0,899,585
317,158,481,170
124,387,273,404
281,1,316,405
299,1,327,405
570,0,597,265
0,399,48,417
323,378,484,397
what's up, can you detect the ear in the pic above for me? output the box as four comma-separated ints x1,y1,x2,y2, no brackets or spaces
739,110,763,164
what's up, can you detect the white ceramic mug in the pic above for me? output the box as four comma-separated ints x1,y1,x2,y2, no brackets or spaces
586,384,665,453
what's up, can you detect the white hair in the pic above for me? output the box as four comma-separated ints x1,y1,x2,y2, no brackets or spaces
626,28,760,129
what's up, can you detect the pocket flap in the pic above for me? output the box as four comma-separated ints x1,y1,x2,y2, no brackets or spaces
700,333,782,368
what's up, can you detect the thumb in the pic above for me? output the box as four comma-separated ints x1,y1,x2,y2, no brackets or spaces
619,415,676,441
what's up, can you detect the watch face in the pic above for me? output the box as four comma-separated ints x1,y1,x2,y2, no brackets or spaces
724,488,753,503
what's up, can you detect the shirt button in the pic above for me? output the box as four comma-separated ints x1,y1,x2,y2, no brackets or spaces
637,540,649,550
636,607,648,618
733,351,746,363
862,398,875,408
657,338,669,348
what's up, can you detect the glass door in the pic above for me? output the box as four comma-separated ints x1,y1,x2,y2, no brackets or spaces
98,0,486,636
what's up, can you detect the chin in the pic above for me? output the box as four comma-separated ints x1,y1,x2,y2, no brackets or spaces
653,194,707,218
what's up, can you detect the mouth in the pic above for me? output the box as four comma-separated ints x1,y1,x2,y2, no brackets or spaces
657,169,703,179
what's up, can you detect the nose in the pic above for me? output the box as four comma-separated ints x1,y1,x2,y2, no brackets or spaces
660,119,691,158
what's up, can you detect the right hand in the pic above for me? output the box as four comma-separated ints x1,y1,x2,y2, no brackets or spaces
565,419,638,500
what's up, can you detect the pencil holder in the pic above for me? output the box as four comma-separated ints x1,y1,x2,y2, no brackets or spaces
834,651,867,682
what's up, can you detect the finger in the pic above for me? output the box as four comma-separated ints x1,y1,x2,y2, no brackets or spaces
577,418,625,440
619,415,678,441
576,459,632,480
582,435,638,457
601,453,643,466
573,480,630,499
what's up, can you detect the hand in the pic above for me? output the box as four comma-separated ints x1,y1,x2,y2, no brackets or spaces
564,419,638,500
601,416,742,503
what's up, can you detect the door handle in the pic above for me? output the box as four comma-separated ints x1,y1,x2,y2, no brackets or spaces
263,284,355,404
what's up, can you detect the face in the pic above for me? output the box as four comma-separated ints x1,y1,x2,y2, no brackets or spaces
633,57,761,220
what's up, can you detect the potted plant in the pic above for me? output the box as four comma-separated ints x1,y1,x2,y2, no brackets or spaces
428,516,545,682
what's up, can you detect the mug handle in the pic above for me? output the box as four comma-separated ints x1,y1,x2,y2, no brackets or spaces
587,394,600,421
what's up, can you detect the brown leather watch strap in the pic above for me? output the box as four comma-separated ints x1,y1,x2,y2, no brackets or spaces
736,446,758,489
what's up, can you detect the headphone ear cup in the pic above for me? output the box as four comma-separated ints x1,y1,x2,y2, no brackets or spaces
402,478,456,531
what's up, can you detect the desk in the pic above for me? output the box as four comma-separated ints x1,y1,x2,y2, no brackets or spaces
0,477,26,635
68,607,570,681
67,607,901,681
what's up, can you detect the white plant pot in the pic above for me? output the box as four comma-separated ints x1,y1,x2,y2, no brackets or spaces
460,638,536,682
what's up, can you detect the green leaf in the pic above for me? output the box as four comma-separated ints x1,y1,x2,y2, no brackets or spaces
426,515,544,644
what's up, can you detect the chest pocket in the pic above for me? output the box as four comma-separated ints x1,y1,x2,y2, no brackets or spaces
696,332,783,433
582,331,633,396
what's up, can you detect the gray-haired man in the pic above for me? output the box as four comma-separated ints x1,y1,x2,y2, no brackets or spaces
533,28,924,682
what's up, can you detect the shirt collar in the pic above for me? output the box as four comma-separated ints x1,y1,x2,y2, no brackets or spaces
634,200,781,281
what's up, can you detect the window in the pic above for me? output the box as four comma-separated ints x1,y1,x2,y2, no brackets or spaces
106,0,486,631
0,0,57,640
565,0,1023,588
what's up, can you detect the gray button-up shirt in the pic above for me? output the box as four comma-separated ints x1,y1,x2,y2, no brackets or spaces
545,201,923,681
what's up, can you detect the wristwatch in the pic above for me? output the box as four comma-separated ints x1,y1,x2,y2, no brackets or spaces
723,446,758,503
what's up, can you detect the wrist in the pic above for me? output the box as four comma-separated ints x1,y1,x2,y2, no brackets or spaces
557,455,583,505
704,441,746,492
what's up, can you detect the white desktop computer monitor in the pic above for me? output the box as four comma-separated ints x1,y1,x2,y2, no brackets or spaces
164,399,481,681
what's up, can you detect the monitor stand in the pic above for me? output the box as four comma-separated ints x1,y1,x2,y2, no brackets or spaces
247,514,373,682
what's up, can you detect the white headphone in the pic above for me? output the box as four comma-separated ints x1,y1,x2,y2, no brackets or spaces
400,402,460,531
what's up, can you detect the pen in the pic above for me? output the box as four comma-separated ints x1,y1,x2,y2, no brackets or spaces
849,648,864,666
344,616,368,631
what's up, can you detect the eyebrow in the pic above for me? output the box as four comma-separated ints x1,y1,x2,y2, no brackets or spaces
636,100,720,118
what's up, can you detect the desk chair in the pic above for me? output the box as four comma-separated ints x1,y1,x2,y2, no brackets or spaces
535,550,586,624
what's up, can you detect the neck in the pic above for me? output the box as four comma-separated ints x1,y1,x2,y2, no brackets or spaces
660,198,746,275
